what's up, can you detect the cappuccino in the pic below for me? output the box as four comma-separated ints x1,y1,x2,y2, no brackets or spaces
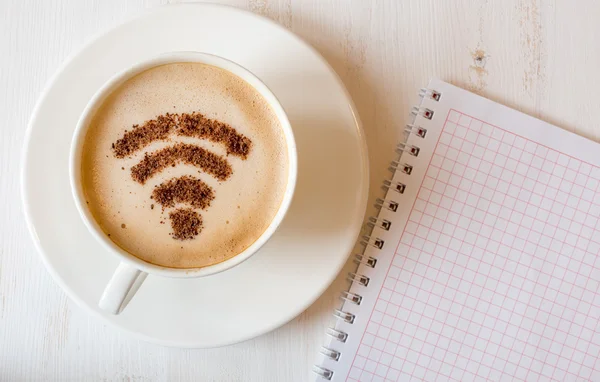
81,63,288,268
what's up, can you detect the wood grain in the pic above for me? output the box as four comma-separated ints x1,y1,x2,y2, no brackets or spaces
2,0,600,380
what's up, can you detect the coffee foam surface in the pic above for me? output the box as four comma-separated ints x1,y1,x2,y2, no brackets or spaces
81,63,288,268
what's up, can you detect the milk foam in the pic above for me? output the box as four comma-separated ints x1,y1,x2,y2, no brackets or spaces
81,63,288,268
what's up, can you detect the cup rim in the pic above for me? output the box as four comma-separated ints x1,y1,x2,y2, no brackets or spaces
69,51,297,278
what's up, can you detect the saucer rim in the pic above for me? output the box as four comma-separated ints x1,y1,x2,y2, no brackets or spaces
21,2,369,348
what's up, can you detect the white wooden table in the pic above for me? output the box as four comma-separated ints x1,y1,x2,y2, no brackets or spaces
2,0,600,380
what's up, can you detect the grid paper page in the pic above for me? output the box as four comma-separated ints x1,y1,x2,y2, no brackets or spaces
347,110,600,381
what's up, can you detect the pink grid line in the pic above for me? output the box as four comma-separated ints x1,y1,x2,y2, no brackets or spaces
347,111,451,381
347,109,600,382
425,121,537,380
539,156,594,380
417,115,489,381
423,149,600,236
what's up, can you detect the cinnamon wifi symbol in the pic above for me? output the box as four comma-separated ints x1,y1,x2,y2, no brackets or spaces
112,112,251,240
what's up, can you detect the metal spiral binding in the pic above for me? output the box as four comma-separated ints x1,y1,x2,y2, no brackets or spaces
320,347,341,361
313,366,334,380
354,254,377,268
341,291,363,305
419,88,442,101
347,272,370,287
368,216,392,231
390,160,413,175
405,124,427,138
313,88,440,381
375,198,399,212
333,309,355,324
383,179,406,194
411,106,434,120
361,235,385,249
397,142,420,157
326,327,348,343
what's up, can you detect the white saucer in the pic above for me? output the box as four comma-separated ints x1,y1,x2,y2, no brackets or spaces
22,3,368,348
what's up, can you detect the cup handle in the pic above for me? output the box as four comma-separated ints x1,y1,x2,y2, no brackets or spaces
99,262,148,314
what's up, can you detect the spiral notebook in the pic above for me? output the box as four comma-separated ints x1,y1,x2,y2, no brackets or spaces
314,79,600,381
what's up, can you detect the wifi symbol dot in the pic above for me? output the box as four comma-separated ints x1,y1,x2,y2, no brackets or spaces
112,112,252,240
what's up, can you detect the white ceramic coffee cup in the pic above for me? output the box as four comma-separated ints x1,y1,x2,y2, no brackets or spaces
69,52,297,314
